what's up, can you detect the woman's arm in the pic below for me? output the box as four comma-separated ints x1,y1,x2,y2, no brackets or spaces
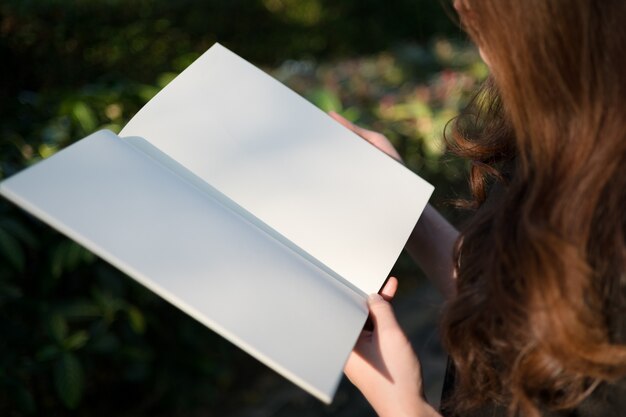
329,112,458,299
328,113,454,415
406,204,458,299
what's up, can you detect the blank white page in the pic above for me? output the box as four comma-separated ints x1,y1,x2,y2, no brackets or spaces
0,130,368,403
120,43,433,295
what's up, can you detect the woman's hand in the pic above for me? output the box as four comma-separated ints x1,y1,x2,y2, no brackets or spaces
345,277,441,417
329,111,458,300
328,111,403,162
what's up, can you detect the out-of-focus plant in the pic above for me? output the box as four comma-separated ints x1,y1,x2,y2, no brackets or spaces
0,1,485,414
276,39,487,215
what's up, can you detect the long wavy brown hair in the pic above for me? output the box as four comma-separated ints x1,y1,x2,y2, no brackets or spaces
441,1,626,416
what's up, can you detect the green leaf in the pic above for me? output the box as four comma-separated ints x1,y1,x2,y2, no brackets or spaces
127,306,145,334
50,242,67,278
0,227,25,272
0,218,37,247
91,288,123,323
90,333,119,353
64,242,83,271
308,88,342,112
157,72,178,88
53,353,84,409
138,84,160,102
341,106,361,122
38,143,58,158
50,241,92,278
72,101,97,132
81,248,96,264
36,344,61,361
47,314,68,344
58,300,101,320
63,331,89,351
98,122,122,134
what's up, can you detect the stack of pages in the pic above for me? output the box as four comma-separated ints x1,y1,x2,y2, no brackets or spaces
0,43,433,403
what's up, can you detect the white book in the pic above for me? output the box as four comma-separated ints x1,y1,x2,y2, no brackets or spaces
0,43,433,403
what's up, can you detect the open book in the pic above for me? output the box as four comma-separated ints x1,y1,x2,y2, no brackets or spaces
0,43,433,403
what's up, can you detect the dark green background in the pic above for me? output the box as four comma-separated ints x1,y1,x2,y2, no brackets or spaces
0,1,481,415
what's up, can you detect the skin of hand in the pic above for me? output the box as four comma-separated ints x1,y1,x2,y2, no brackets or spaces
328,111,459,300
345,277,441,417
329,111,450,415
328,111,404,162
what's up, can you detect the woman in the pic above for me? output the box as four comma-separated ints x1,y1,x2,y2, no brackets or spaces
329,0,626,416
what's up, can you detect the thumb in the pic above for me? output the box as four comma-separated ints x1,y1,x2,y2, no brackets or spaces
367,293,400,332
329,111,356,131
328,111,370,138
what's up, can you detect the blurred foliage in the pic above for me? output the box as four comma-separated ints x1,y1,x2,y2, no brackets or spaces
0,0,485,415
283,40,487,199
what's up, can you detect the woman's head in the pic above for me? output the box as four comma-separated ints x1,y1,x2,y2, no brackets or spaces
442,1,626,416
452,0,626,159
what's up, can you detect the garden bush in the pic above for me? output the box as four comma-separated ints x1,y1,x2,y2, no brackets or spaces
0,1,483,415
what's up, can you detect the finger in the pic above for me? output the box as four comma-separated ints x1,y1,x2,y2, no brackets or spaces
328,111,374,141
354,328,373,347
367,293,400,332
380,276,398,301
348,328,373,365
328,111,356,131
